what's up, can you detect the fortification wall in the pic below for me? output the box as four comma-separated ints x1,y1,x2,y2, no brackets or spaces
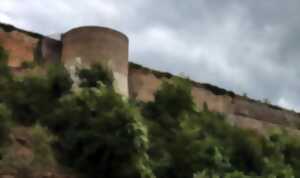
1,22,300,134
61,26,129,96
128,63,162,101
41,37,62,64
0,23,129,96
128,63,300,133
0,24,40,67
0,23,61,67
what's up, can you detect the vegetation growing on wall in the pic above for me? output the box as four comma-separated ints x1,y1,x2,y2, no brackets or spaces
0,47,12,151
77,63,113,88
142,77,300,178
1,46,300,178
130,63,296,113
0,104,11,147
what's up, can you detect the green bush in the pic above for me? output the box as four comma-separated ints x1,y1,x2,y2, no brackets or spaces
77,63,113,88
0,64,72,125
143,77,209,178
0,46,10,77
0,124,56,176
193,170,249,178
46,64,73,98
142,77,300,178
21,61,36,69
0,46,12,102
0,104,11,146
30,124,56,168
144,77,194,118
45,86,154,178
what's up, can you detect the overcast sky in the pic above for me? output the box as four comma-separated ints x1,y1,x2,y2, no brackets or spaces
0,0,299,111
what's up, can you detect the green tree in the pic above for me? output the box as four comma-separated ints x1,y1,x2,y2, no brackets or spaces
0,46,10,77
77,63,113,88
142,77,232,178
46,64,73,98
0,46,12,103
0,64,72,125
0,104,11,146
45,86,154,178
142,77,299,178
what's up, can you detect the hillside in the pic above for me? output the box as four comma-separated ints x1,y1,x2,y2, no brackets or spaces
1,46,300,178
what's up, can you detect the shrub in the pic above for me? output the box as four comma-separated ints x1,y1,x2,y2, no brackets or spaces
0,46,10,77
0,104,11,146
143,77,216,178
30,124,56,168
143,77,195,130
45,86,154,178
4,75,50,124
21,61,36,69
141,77,300,178
0,46,12,100
46,64,73,98
0,64,72,125
77,63,113,88
0,124,56,177
0,150,34,178
193,171,249,178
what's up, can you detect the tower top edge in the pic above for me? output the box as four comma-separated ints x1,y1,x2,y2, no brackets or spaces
63,26,129,42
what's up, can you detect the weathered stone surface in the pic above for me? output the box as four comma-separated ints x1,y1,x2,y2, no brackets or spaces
128,64,162,101
61,26,129,96
41,37,62,64
232,96,299,128
228,114,300,136
128,63,300,134
0,30,39,67
192,86,234,113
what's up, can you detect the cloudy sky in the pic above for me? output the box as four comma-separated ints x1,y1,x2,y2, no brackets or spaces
0,0,299,111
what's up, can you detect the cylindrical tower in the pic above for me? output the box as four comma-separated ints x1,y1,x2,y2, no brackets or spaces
61,26,129,96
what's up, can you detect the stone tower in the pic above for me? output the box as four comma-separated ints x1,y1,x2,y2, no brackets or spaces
61,26,129,96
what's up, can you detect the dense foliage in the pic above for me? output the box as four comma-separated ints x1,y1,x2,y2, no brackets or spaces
0,47,11,150
0,104,11,147
77,63,113,88
142,78,300,178
0,46,10,77
44,86,154,178
0,46,300,178
0,64,72,125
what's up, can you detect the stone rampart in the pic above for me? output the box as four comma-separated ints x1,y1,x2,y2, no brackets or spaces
128,63,300,133
1,22,300,134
